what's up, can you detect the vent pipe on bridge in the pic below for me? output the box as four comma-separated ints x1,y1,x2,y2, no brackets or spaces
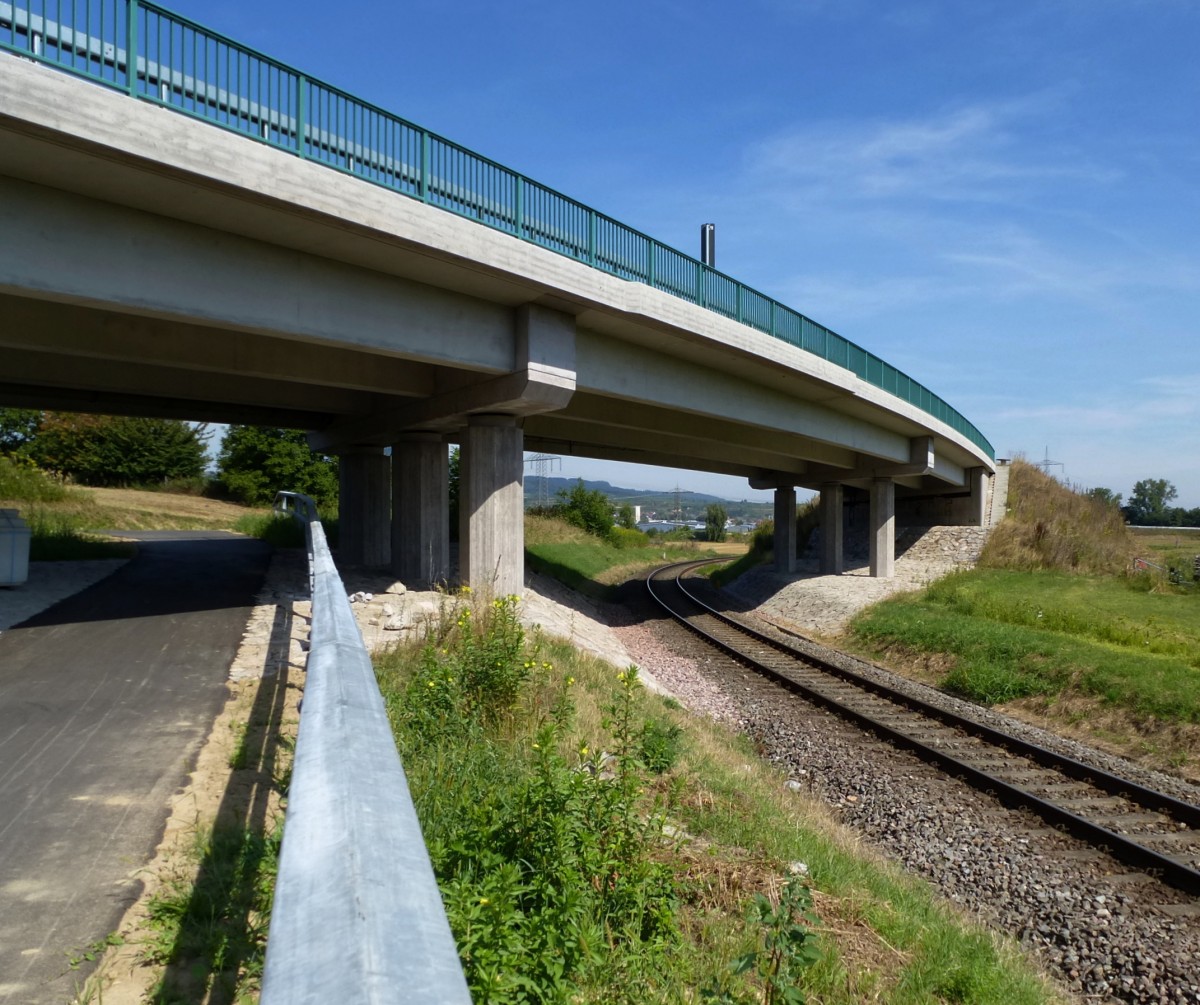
700,223,715,267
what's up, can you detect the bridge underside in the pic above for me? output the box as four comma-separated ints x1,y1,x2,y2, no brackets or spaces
0,51,995,588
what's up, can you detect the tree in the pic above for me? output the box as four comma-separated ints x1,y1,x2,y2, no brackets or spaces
704,503,727,542
28,412,206,486
1084,487,1122,509
0,408,41,456
556,480,614,540
217,425,338,508
617,502,636,530
1125,478,1178,526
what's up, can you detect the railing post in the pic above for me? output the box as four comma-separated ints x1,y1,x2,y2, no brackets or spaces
647,240,655,288
420,130,429,202
587,211,596,265
736,284,743,324
514,175,524,237
126,0,139,97
696,261,704,307
297,74,307,157
770,300,776,339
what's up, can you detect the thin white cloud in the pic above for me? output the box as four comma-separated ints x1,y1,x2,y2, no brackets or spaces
748,99,1114,205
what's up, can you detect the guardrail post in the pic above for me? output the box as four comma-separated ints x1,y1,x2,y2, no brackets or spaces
126,0,139,96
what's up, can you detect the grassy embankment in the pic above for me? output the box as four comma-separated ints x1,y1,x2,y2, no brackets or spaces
0,456,319,558
844,460,1200,779
374,577,1060,1005
524,513,741,598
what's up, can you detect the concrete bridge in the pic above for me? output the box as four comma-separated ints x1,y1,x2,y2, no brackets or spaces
0,3,994,595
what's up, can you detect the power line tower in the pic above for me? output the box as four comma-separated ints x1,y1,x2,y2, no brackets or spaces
523,453,561,508
1036,446,1064,479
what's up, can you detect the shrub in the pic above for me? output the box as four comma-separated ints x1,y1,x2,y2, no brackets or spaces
378,602,682,1002
555,480,615,542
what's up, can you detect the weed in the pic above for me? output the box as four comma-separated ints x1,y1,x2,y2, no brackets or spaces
701,877,821,1005
65,931,125,971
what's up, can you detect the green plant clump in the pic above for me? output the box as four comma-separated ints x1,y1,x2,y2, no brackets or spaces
378,597,689,1003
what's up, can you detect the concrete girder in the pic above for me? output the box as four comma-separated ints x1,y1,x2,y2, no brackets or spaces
0,294,437,397
0,347,373,417
782,436,966,492
535,394,858,471
0,382,333,430
520,436,778,481
576,329,914,467
0,176,516,373
522,414,811,478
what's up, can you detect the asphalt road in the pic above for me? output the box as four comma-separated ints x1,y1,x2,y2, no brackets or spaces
0,532,270,1004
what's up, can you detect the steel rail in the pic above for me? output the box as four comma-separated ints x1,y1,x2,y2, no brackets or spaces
647,560,1200,896
263,493,471,1005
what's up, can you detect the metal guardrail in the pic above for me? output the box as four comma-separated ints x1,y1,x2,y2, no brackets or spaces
264,492,471,1005
0,0,994,460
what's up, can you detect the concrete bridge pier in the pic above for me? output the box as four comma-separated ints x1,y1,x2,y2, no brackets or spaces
391,433,449,586
869,477,896,579
338,447,391,567
460,415,524,597
820,482,844,575
773,485,797,574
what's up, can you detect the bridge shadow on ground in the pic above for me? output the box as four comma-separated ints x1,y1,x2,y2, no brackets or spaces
8,533,272,629
148,577,301,1004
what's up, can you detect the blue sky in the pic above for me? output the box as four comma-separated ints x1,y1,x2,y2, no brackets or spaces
171,0,1200,506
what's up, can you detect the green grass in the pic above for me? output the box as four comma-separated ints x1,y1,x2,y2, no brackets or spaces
374,595,1059,1005
525,514,719,599
849,569,1200,719
142,822,280,1004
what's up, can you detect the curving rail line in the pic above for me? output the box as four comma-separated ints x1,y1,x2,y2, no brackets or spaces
647,560,1200,896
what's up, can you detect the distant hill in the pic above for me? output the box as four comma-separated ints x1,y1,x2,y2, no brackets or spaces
524,476,773,522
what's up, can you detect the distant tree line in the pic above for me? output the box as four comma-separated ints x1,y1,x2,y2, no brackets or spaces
0,409,338,509
1086,478,1200,527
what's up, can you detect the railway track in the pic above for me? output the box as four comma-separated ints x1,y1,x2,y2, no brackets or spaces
647,560,1200,897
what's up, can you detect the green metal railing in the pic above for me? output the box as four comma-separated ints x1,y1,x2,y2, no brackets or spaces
0,0,994,459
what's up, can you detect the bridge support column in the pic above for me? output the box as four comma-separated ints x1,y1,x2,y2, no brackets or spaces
391,433,449,586
820,482,844,575
869,477,895,579
338,447,391,567
969,467,990,527
461,415,524,597
773,486,796,574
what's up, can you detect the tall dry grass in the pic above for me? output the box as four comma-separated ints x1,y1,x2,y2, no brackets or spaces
980,459,1135,575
